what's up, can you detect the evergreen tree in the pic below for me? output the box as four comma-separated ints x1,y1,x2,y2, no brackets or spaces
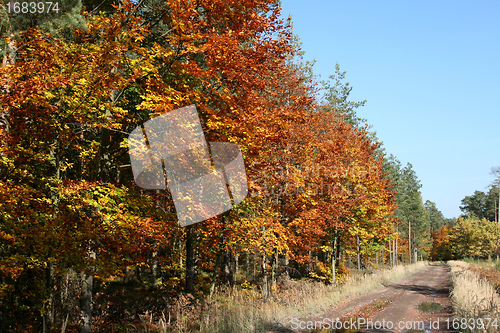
424,200,446,232
383,156,430,260
459,186,498,222
321,63,366,126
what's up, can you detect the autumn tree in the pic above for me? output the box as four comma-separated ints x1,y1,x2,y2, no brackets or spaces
0,0,428,330
448,217,500,259
430,225,453,261
0,3,180,330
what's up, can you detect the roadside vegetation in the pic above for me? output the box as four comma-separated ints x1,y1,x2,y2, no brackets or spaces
463,259,500,292
133,261,427,332
448,260,500,333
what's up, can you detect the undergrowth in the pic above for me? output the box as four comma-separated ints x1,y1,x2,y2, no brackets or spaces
95,262,428,332
448,260,500,333
175,262,426,332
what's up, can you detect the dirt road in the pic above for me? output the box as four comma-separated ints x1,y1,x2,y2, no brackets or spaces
290,263,455,332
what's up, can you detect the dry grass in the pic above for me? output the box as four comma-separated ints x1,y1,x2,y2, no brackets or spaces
118,262,428,332
448,260,500,333
463,259,500,292
468,266,500,292
195,261,428,333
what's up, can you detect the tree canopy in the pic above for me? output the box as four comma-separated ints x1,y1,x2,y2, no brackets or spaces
0,0,452,330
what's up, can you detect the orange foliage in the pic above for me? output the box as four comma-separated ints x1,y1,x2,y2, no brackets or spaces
0,0,400,328
430,225,453,261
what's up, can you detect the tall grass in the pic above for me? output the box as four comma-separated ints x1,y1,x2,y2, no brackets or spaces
197,261,427,333
449,260,500,333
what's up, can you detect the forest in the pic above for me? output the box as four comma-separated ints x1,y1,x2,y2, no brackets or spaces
0,0,499,332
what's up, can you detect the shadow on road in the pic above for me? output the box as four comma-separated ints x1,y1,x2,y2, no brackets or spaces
386,283,449,296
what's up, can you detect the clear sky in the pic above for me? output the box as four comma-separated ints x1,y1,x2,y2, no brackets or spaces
280,0,500,218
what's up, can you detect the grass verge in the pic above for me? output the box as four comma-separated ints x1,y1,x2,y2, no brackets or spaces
197,261,428,333
448,260,500,333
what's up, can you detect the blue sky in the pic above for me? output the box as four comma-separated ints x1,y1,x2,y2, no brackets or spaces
280,0,500,218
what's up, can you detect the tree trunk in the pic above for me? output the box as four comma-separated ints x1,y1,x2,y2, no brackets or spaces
284,252,289,278
60,270,74,333
194,235,199,281
209,214,228,298
185,225,194,294
179,240,183,272
235,254,239,280
356,235,361,270
331,235,337,284
382,246,385,268
223,249,233,286
308,251,312,271
61,313,69,333
152,250,159,288
252,253,256,281
209,253,222,299
497,181,500,260
495,196,497,224
388,241,392,267
43,263,54,333
271,248,278,294
395,239,398,266
261,225,268,299
245,253,250,281
262,252,268,299
497,239,499,262
392,240,396,267
80,272,93,333
408,220,411,264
